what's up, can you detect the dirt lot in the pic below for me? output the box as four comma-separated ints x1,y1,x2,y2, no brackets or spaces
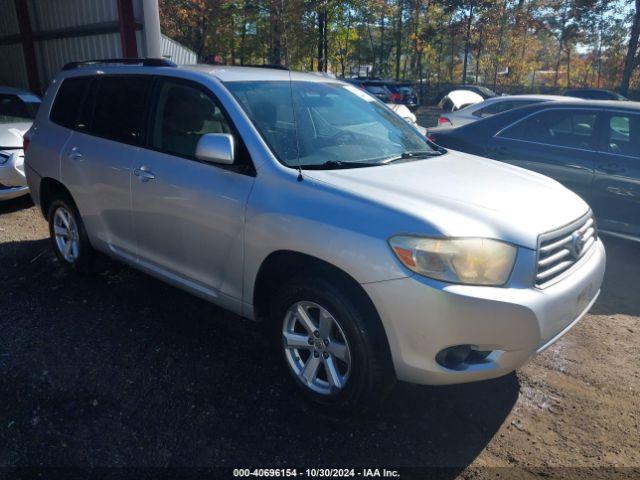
1,195,639,478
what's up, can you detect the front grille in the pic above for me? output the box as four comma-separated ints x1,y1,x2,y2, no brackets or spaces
536,212,597,288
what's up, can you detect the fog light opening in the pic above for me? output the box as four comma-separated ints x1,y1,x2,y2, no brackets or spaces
436,345,493,370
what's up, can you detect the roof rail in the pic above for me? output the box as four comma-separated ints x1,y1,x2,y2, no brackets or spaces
62,58,178,71
242,63,290,71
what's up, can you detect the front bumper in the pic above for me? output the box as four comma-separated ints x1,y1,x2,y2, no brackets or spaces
363,239,606,385
0,150,28,200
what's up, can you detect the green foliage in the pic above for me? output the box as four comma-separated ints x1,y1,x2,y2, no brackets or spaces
159,0,639,91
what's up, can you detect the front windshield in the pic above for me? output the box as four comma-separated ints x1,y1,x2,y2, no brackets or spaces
0,94,40,123
226,81,435,168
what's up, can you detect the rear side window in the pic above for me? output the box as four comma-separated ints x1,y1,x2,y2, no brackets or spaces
499,109,597,150
474,100,538,118
605,114,640,157
50,77,91,128
91,76,152,145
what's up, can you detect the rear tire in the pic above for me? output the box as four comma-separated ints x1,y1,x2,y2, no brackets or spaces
272,275,396,413
47,197,96,273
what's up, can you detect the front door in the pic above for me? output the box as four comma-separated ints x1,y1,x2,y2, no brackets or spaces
486,108,599,204
591,111,640,238
131,78,255,299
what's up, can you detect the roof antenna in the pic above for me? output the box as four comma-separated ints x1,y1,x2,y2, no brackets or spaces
282,3,302,182
287,69,303,182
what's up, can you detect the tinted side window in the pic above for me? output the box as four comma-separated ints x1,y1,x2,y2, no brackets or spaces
590,91,610,100
605,114,640,157
91,76,151,145
499,110,597,149
150,80,232,159
475,100,538,118
50,77,91,128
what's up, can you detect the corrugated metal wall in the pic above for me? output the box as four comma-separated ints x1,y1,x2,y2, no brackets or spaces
0,0,196,92
27,0,120,31
35,33,124,88
0,44,28,88
28,0,146,90
0,0,19,36
161,34,197,65
0,0,26,88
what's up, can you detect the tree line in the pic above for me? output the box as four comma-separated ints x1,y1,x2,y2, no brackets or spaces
160,0,640,95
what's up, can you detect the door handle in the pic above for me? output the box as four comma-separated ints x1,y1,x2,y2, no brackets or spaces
134,166,156,182
598,163,625,174
67,147,83,161
487,145,510,156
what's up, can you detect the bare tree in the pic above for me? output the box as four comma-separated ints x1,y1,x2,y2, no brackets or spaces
621,0,640,95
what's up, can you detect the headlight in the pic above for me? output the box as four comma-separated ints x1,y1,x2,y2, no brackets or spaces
0,153,10,165
389,236,517,286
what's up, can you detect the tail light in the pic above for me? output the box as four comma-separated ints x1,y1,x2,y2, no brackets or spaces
427,134,436,142
391,92,402,102
438,117,452,126
23,136,30,152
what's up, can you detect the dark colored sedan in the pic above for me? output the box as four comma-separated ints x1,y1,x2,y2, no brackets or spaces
564,88,629,101
348,79,419,109
385,83,419,109
428,101,640,240
361,84,393,102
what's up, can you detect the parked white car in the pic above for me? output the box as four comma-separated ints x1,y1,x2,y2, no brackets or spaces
387,103,425,133
436,94,581,128
438,89,484,113
0,87,41,200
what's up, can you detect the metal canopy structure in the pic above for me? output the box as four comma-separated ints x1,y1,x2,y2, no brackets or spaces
0,0,196,93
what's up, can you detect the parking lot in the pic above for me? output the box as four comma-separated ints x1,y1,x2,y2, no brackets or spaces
0,194,638,476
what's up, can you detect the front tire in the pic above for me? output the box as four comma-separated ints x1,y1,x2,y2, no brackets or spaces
272,275,395,412
47,197,96,272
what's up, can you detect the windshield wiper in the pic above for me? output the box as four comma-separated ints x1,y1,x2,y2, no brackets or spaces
379,150,442,164
299,160,380,170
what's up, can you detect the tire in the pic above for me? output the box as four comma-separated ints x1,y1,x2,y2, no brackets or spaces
272,274,396,413
47,196,96,273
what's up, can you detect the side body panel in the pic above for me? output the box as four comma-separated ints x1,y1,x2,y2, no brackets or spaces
23,79,72,207
60,131,138,256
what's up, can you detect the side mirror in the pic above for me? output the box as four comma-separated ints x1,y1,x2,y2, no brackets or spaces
195,133,235,165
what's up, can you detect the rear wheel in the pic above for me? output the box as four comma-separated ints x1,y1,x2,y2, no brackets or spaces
47,197,96,272
272,276,395,412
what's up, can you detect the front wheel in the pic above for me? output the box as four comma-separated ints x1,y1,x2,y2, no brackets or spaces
272,276,395,412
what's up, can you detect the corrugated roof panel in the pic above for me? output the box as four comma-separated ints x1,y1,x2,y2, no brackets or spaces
161,35,197,65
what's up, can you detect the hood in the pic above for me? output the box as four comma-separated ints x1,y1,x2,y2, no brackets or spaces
0,122,31,148
305,150,589,249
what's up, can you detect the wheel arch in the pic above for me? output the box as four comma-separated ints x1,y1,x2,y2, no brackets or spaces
252,250,394,368
39,177,75,217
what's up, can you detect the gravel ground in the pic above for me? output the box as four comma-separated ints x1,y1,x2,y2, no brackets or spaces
0,195,638,478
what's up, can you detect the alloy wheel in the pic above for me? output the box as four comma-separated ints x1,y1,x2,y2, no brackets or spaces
53,206,80,263
282,301,352,395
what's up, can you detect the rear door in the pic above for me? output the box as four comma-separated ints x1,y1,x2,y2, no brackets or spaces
60,75,152,257
131,77,255,299
591,110,640,237
485,108,598,203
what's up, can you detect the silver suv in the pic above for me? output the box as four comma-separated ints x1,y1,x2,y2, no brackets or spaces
25,60,606,411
